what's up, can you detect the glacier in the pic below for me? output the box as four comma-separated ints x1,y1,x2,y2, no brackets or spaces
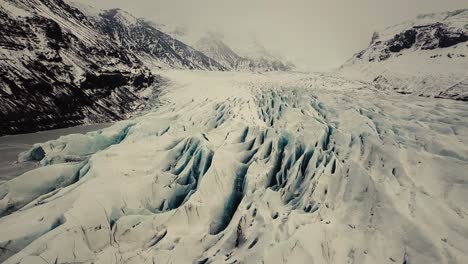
0,70,468,263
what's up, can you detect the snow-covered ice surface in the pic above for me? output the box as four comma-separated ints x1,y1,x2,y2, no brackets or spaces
1,70,468,263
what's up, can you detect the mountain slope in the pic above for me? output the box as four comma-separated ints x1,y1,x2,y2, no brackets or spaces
97,9,226,71
0,0,157,135
231,38,296,72
155,25,295,72
0,0,227,135
194,34,244,70
339,9,468,100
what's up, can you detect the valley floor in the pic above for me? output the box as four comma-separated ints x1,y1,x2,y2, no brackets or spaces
1,70,468,263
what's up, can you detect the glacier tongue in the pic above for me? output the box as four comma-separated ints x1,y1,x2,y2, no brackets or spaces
1,70,468,264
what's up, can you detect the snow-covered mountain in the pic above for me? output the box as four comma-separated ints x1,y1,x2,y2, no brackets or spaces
155,25,295,72
339,9,468,100
195,34,295,72
0,0,157,135
97,9,226,71
0,0,227,135
67,1,225,71
194,34,244,70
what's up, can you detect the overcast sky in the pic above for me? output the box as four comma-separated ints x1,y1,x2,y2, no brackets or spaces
74,0,467,71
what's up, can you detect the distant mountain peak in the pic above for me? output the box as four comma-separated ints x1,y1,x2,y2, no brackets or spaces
194,32,295,72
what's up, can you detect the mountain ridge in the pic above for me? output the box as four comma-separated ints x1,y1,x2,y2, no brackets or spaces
97,8,226,71
154,24,296,72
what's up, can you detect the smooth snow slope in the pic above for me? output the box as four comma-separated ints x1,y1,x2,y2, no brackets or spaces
1,71,468,263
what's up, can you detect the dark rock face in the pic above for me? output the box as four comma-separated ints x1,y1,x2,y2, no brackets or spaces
388,29,417,52
432,24,468,48
0,0,158,135
362,22,468,62
81,72,129,90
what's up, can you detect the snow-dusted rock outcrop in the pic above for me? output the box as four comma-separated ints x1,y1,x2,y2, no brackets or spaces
339,9,468,100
